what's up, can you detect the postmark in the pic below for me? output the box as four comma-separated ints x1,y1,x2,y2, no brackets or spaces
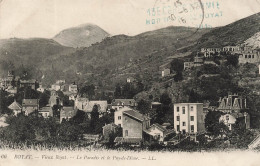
146,0,223,39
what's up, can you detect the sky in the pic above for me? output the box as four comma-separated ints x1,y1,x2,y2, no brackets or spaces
0,0,260,39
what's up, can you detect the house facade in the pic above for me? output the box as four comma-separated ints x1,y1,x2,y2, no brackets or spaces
145,123,174,142
22,99,39,116
111,99,137,111
8,100,22,116
161,68,171,77
201,48,221,58
74,97,89,110
69,83,78,93
84,101,108,117
219,112,250,130
122,110,150,139
174,103,205,134
114,106,133,128
38,106,51,118
20,79,38,90
218,94,247,113
60,107,77,122
49,90,62,107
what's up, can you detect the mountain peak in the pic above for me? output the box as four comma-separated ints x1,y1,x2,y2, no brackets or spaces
53,23,110,48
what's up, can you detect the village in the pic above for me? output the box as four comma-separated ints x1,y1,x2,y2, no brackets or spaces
0,43,260,151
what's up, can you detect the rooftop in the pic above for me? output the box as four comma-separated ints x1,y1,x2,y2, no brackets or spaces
151,123,167,132
39,106,51,112
60,107,77,117
115,106,133,113
22,99,39,106
112,99,136,106
8,100,22,110
123,109,149,122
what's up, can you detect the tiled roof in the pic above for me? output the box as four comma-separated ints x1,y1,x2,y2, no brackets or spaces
20,79,36,84
60,107,76,117
102,123,118,129
123,110,149,122
162,123,171,126
230,113,245,118
39,106,51,112
112,99,136,106
151,123,167,132
151,102,162,105
0,116,8,127
22,99,39,106
8,100,22,110
115,106,133,113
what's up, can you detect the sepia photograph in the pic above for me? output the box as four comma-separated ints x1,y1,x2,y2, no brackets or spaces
0,0,260,165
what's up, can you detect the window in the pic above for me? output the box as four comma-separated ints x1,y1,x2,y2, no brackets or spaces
118,116,121,120
249,55,251,58
191,116,194,121
252,55,255,58
183,122,186,126
177,125,180,131
177,107,179,112
182,107,185,114
191,106,193,111
226,115,229,121
191,125,194,132
125,130,128,136
176,116,180,121
245,55,247,58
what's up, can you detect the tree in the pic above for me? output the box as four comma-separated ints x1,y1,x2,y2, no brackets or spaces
0,90,14,115
79,84,95,99
39,90,50,108
170,59,184,73
2,115,36,142
170,59,184,82
226,54,239,67
114,83,121,98
57,120,82,141
71,110,88,124
137,99,151,115
205,111,228,137
90,105,99,133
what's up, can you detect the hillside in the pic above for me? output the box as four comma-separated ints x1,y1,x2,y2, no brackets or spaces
196,12,260,49
244,32,260,49
40,26,210,87
2,12,260,89
53,24,110,48
0,38,75,78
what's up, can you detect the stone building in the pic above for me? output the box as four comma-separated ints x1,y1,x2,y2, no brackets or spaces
219,112,250,130
8,100,22,116
173,103,206,134
122,110,150,138
22,99,39,116
218,94,247,113
111,99,137,111
201,48,221,58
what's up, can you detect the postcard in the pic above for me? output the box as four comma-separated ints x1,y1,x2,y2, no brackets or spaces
0,0,260,166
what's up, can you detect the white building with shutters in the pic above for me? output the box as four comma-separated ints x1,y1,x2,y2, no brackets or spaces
173,103,206,134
